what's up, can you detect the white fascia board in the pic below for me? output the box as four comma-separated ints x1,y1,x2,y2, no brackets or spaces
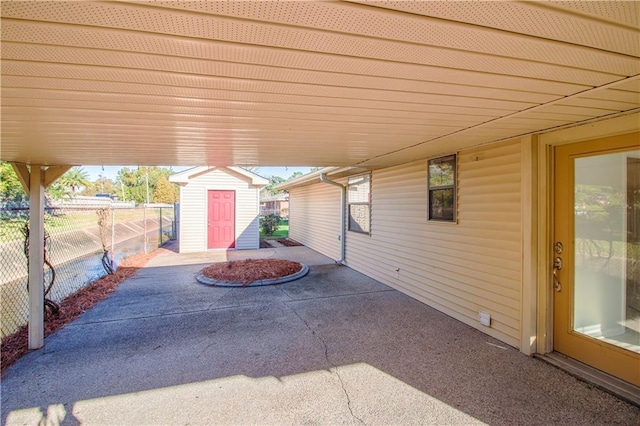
276,167,358,190
168,166,208,183
169,166,268,186
228,167,269,186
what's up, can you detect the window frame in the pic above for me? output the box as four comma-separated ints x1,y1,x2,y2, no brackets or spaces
347,173,371,235
428,154,457,222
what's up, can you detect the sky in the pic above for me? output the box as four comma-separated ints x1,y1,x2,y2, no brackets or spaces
82,165,315,182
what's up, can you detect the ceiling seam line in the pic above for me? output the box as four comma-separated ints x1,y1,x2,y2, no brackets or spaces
0,78,528,111
354,75,640,165
1,15,633,77
0,93,514,119
122,0,640,61
5,101,571,122
0,106,482,128
527,1,640,32
343,0,640,58
0,87,516,116
4,100,622,120
1,59,558,105
1,20,622,86
2,42,590,97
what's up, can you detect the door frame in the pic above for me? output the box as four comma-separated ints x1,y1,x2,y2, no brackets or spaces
535,113,640,355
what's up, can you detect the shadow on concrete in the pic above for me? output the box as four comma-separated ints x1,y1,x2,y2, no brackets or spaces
2,247,639,425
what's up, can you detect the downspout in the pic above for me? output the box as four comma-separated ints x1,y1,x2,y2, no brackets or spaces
320,173,346,265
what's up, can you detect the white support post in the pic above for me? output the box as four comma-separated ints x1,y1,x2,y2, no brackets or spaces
28,166,45,349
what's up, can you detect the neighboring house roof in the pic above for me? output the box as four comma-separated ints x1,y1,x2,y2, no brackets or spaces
169,166,268,186
276,166,373,191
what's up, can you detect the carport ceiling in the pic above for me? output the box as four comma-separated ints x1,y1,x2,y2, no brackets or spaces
1,1,639,169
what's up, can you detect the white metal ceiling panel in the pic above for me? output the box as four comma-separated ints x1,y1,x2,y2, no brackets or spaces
351,0,640,56
2,19,592,96
1,1,639,168
3,61,538,112
0,2,625,84
1,43,562,105
145,0,640,74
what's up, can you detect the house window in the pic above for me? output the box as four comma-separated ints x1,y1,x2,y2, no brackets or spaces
348,174,371,234
428,155,456,222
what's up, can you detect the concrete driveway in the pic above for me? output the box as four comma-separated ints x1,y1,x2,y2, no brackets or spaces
2,245,639,425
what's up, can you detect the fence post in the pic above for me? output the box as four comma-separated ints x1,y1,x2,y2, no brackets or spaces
173,202,179,240
159,207,163,247
144,206,147,253
110,204,115,266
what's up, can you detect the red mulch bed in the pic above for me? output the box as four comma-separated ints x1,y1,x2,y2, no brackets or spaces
201,258,302,284
0,249,163,376
277,238,303,247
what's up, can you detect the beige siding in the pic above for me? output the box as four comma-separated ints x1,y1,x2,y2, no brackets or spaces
179,168,260,252
289,183,342,260
346,140,523,348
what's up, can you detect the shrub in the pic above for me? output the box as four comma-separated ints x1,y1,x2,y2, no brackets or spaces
260,214,281,237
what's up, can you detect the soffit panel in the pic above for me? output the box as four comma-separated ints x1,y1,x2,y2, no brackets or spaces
548,1,639,28
1,1,639,168
0,2,629,84
2,20,592,96
0,91,493,125
2,99,487,128
0,59,550,109
129,0,640,75
1,43,562,104
351,0,640,56
1,75,524,115
1,77,512,118
582,88,640,104
1,107,465,135
558,97,640,111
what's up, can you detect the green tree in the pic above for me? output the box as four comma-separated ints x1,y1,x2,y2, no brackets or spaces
261,175,286,197
153,175,179,204
115,166,177,204
83,174,115,196
46,182,73,200
58,167,90,193
0,161,26,202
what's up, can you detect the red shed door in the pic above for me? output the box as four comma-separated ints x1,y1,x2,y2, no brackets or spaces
207,190,235,249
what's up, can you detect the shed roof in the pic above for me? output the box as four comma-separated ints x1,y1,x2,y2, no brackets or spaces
169,166,268,186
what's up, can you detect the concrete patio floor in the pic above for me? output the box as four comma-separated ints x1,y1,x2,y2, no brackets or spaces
2,245,639,425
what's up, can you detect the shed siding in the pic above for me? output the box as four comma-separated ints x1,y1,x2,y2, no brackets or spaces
346,140,523,347
179,168,260,252
289,183,342,260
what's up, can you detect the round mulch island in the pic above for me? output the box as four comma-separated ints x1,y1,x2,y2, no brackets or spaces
196,258,309,287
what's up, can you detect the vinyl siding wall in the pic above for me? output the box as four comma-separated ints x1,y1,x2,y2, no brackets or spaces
288,140,524,348
178,168,261,252
288,182,342,261
346,140,523,347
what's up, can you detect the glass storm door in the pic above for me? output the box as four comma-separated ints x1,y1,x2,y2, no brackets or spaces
553,134,640,386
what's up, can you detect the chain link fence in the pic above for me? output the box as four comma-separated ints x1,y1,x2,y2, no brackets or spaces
0,199,176,338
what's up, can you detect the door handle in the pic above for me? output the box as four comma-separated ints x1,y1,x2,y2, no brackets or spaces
553,256,563,292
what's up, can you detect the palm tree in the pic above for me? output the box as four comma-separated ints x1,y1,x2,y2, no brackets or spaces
58,167,90,193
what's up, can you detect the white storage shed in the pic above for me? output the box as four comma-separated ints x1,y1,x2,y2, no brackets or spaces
170,167,268,253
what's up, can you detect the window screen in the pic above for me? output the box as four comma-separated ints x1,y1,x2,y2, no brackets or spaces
348,174,371,234
428,155,456,222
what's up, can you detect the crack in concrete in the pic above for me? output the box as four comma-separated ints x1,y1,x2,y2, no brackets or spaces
287,305,365,425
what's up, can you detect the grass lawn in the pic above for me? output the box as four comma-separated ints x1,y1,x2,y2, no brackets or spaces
261,223,289,239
